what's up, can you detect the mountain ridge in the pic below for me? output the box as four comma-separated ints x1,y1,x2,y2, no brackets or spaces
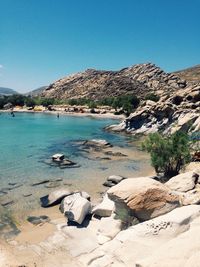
0,87,19,95
41,63,188,100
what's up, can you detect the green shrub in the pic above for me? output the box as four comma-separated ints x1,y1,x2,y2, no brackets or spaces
39,98,55,107
88,101,97,109
142,131,191,178
145,93,160,102
24,97,36,107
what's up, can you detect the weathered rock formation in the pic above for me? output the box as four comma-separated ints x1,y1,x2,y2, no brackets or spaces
42,63,187,100
106,83,200,135
107,177,180,222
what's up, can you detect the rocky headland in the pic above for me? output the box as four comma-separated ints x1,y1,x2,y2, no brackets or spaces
106,82,200,135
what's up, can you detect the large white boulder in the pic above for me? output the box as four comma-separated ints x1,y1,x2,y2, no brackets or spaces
107,177,180,222
60,193,91,224
107,175,125,184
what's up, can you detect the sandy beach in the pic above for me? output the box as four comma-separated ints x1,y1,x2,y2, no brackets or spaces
1,106,125,121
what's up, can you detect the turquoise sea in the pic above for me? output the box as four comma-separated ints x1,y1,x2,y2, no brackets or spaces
0,112,152,239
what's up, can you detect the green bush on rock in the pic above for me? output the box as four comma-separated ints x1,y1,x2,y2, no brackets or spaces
142,131,191,178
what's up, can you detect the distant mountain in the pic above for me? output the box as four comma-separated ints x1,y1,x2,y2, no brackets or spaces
41,63,187,100
173,65,200,83
25,86,48,96
0,87,19,95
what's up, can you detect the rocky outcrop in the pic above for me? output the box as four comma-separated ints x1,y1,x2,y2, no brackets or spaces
42,63,186,100
77,205,200,267
107,84,200,135
107,177,180,222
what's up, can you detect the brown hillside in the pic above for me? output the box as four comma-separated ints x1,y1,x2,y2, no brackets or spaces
42,63,187,100
173,65,200,83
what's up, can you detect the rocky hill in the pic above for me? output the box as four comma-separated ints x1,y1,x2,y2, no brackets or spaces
174,65,200,83
42,63,187,100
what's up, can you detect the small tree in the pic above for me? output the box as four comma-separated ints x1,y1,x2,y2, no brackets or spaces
142,131,191,178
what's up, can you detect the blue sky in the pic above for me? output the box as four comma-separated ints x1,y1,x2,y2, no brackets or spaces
0,0,200,92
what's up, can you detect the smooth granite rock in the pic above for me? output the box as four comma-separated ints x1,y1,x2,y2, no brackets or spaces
166,171,199,192
60,193,91,224
108,177,180,222
40,188,72,207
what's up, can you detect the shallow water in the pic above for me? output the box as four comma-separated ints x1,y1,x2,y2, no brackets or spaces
0,112,152,239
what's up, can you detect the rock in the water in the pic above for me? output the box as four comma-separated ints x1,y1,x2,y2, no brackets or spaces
23,193,32,197
1,200,14,207
166,171,199,192
84,139,111,147
107,175,125,184
107,177,180,222
104,151,127,157
60,193,91,224
40,188,72,207
44,181,61,188
27,215,50,225
92,194,115,217
32,180,50,186
103,181,116,187
52,153,65,162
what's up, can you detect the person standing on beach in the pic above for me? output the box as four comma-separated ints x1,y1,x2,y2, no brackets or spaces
57,113,59,118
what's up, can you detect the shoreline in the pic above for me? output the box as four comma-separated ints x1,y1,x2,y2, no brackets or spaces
0,108,125,120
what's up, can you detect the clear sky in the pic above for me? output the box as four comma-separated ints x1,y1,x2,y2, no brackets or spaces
0,0,200,92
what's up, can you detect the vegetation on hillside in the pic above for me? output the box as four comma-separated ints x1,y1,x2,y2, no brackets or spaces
144,93,160,102
0,94,141,115
142,131,191,178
